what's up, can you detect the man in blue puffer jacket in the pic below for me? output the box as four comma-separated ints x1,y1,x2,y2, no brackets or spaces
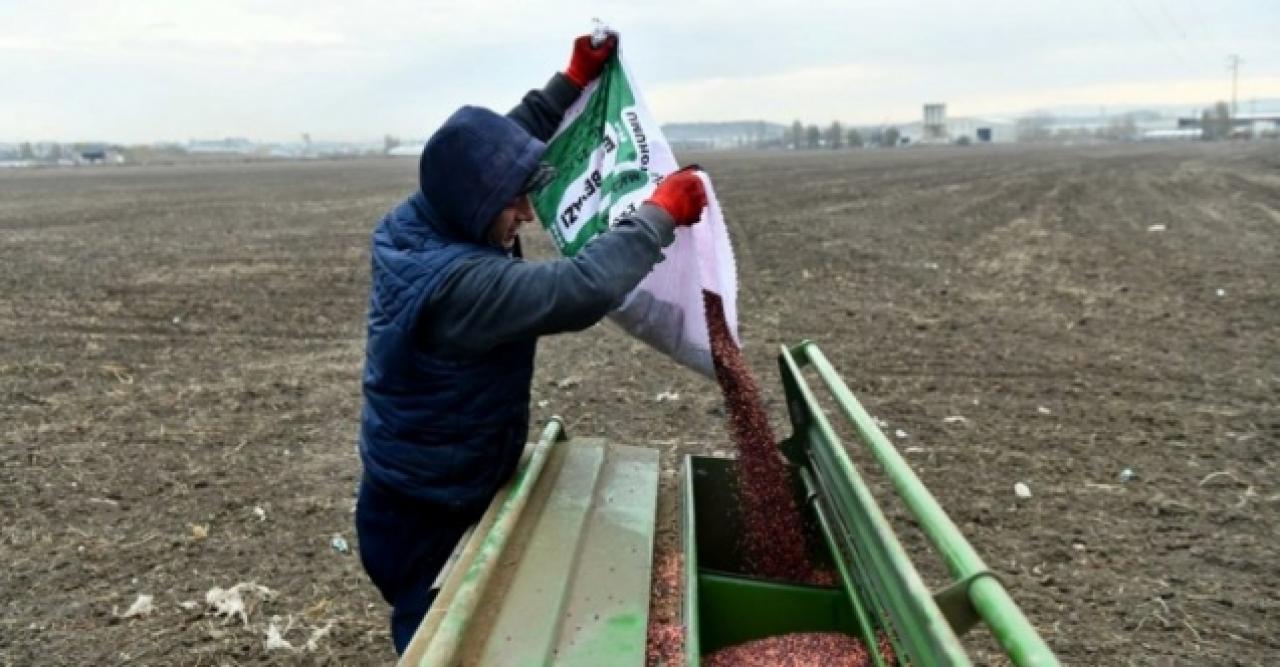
356,33,710,654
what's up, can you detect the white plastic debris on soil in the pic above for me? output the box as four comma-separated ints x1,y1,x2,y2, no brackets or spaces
265,616,295,651
114,594,155,619
304,617,335,647
206,582,276,626
305,620,335,651
263,615,336,652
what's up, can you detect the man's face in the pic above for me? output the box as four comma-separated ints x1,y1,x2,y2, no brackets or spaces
486,194,534,250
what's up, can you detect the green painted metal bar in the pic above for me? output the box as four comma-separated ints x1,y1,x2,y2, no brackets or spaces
791,342,1060,667
410,418,566,667
798,468,891,667
682,458,701,667
779,346,970,666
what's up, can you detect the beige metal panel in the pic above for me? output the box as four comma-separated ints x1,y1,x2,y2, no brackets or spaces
406,430,658,667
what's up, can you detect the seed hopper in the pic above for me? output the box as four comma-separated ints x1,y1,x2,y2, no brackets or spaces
400,342,1060,666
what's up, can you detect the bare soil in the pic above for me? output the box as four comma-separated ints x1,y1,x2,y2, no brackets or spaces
2,143,1278,665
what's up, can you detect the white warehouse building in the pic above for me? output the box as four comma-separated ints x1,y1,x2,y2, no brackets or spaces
896,118,1018,145
893,103,1017,144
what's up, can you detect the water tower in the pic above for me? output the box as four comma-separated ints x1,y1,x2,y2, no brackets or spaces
924,103,947,142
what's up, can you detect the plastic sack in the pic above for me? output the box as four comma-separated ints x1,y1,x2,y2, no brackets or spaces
531,47,738,377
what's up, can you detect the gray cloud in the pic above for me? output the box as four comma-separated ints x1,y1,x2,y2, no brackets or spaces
2,0,1277,142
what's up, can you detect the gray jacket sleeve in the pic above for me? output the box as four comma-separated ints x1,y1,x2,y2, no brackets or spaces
422,204,677,356
508,73,582,142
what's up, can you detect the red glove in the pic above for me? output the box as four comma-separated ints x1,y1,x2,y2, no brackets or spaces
564,33,617,87
646,167,708,226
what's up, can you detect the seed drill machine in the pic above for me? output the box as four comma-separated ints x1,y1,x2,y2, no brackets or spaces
400,342,1060,666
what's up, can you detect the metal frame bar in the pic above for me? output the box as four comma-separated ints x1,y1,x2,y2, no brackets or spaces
405,418,567,666
779,342,1060,667
780,345,969,665
682,460,701,667
799,468,892,667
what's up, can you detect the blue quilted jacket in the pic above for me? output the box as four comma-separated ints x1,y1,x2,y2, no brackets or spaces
359,106,543,511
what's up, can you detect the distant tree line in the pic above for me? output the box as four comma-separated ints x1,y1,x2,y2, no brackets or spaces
1015,112,1143,143
1013,100,1276,143
783,119,902,150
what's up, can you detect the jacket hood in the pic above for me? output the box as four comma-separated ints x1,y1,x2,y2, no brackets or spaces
418,106,545,244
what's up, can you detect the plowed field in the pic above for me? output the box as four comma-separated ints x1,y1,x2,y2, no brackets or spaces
3,143,1278,665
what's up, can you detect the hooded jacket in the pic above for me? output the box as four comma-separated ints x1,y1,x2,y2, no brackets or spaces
360,75,675,511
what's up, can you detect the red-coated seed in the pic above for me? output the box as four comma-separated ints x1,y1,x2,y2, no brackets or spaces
703,631,897,667
703,290,812,581
645,551,686,666
646,293,857,666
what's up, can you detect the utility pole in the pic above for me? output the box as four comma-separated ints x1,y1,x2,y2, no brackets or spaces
1227,54,1242,117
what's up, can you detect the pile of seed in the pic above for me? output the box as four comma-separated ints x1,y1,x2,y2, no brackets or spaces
645,550,685,667
703,290,812,581
703,631,897,667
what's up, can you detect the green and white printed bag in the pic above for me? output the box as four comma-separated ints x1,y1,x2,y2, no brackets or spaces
531,48,738,377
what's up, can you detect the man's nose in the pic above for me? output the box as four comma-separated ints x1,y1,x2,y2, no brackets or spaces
515,197,534,221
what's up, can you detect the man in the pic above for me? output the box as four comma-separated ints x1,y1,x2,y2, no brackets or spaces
356,33,709,654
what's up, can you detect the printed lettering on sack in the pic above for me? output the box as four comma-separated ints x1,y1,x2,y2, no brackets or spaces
550,106,652,248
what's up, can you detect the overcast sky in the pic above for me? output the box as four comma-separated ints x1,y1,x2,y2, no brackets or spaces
3,0,1278,143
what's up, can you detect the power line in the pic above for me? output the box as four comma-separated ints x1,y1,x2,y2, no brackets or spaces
1154,2,1198,62
1180,0,1215,45
1121,0,1195,71
1122,0,1163,44
1155,3,1190,42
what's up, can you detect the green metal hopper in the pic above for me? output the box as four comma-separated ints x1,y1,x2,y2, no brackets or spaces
680,341,1059,666
403,342,1059,666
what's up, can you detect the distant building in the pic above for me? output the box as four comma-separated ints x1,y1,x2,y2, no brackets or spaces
661,121,787,150
387,144,422,157
1141,129,1202,141
187,138,258,155
923,104,947,142
1177,111,1280,137
897,116,1017,144
267,144,306,158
